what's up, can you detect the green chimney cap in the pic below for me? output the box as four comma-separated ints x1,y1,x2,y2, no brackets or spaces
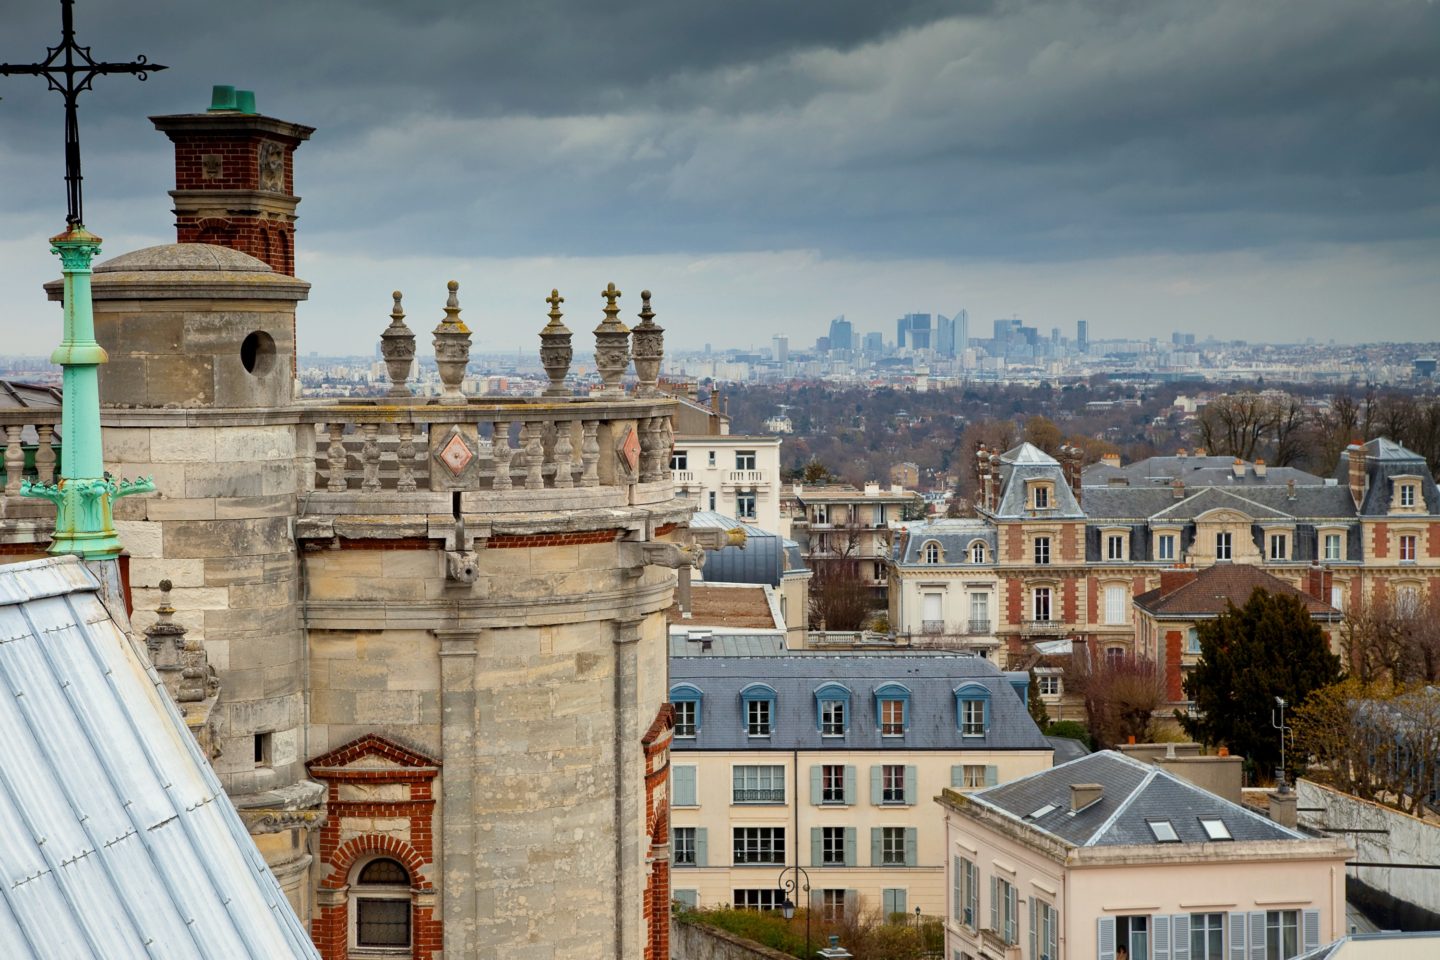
207,85,257,114
208,84,237,111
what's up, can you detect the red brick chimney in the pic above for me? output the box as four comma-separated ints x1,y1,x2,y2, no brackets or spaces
1346,442,1367,508
1159,566,1197,595
1305,564,1334,605
151,86,314,276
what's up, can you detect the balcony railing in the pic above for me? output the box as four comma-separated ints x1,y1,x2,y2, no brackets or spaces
922,620,945,635
969,619,991,635
1020,619,1063,635
673,469,696,485
723,469,769,488
733,788,785,803
305,397,676,495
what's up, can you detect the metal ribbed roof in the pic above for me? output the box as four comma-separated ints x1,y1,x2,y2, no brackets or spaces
0,557,318,960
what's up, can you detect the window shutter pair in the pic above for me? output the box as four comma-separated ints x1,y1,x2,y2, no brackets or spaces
843,765,856,804
844,890,859,920
692,828,708,867
984,765,999,787
1228,913,1247,960
672,765,697,807
810,766,823,805
871,828,883,866
1302,909,1321,953
883,888,907,917
903,765,918,805
950,765,964,788
904,827,917,867
1153,912,1172,960
811,827,823,867
1249,911,1266,960
870,766,883,805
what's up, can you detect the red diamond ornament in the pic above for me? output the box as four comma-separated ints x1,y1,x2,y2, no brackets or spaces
620,426,641,474
439,432,474,475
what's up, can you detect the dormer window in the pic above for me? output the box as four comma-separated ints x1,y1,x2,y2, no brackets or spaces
954,682,991,737
873,683,911,736
740,683,777,738
815,682,851,737
670,683,703,738
1106,533,1126,561
923,540,942,564
1034,485,1050,509
970,541,986,564
1215,532,1232,561
1268,533,1288,561
1400,483,1416,507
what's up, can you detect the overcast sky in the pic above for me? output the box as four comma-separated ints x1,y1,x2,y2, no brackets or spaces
2,0,1437,356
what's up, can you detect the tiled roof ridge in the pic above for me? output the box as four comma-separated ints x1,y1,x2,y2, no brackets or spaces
1140,762,1307,840
1150,485,1294,520
1084,766,1160,846
1141,564,1336,615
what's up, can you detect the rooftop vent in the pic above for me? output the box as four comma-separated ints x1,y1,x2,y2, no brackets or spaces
1069,783,1104,813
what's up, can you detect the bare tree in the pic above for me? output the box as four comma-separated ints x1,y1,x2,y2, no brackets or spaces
1342,592,1440,687
1071,651,1164,748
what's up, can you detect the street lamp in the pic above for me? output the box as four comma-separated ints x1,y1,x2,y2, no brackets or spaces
776,864,812,959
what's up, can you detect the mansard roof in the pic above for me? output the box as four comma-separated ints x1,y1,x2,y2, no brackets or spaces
967,750,1304,847
1084,454,1323,488
1133,563,1341,619
0,557,318,959
669,654,1050,752
1339,439,1440,517
896,519,998,565
993,443,1084,519
1080,482,1358,522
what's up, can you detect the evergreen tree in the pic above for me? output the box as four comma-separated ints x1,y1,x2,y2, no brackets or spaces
1027,673,1051,729
1180,588,1342,781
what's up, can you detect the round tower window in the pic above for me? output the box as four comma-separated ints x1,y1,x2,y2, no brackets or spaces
240,330,277,376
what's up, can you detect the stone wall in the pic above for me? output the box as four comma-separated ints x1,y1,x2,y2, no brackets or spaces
671,918,795,960
1296,778,1440,929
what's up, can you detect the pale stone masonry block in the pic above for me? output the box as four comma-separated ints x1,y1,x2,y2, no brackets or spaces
272,728,299,766
380,550,439,580
213,425,295,463
329,659,390,690
128,557,206,589
101,427,151,462
338,783,409,803
145,498,218,521
132,585,231,611
354,690,421,724
115,519,163,558
309,631,359,660
149,426,217,462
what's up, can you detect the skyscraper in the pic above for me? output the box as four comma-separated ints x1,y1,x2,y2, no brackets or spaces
954,308,969,353
1077,319,1089,351
935,314,954,358
772,335,788,363
828,315,853,354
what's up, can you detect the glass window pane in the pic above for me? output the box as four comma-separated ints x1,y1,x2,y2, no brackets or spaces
356,898,410,946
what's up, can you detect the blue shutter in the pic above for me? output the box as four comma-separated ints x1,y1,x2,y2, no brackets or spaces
904,765,918,805
1153,913,1171,960
1007,884,1018,944
904,827,917,867
1229,913,1247,960
951,765,964,788
871,828,882,866
1098,917,1116,960
844,827,856,867
1302,910,1320,953
982,696,990,732
810,827,822,866
844,765,857,805
694,827,707,867
1249,911,1266,960
1050,907,1060,960
810,765,822,806
1172,915,1191,960
985,765,999,787
991,876,999,933
870,765,883,805
953,856,962,923
673,765,696,807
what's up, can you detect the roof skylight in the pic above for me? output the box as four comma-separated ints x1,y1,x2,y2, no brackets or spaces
1198,817,1232,841
1147,820,1180,843
1027,804,1057,820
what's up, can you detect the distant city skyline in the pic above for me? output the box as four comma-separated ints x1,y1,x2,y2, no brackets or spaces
2,0,1437,355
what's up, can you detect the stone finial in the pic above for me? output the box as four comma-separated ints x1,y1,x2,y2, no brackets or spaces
631,289,665,398
380,289,417,398
432,280,473,406
539,288,574,398
593,282,631,398
144,578,186,676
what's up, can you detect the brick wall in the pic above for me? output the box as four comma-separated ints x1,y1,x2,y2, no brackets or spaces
1164,630,1185,701
1372,522,1390,559
643,705,675,960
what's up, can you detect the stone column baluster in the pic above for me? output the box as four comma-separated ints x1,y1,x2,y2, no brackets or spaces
581,420,600,487
523,422,545,489
327,422,348,491
552,420,575,488
360,423,382,492
3,426,23,495
491,420,514,490
35,424,57,484
396,421,417,493
637,416,658,483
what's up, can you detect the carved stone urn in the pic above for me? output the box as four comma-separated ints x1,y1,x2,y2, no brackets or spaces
379,290,416,397
593,282,631,399
630,289,664,398
432,280,472,406
539,288,573,397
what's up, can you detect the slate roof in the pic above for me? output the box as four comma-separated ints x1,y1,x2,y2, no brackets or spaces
1084,455,1323,488
1133,563,1341,619
1341,439,1440,517
690,511,786,585
1079,483,1358,522
670,654,1051,753
969,750,1303,847
669,632,786,657
0,556,318,959
896,519,997,565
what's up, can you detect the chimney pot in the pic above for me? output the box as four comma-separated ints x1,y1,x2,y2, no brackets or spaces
1070,783,1104,812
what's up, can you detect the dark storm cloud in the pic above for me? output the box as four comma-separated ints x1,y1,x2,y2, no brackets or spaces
1,0,1437,348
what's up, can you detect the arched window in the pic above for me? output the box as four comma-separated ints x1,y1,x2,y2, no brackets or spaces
670,683,704,738
969,540,986,564
923,540,941,564
353,858,412,950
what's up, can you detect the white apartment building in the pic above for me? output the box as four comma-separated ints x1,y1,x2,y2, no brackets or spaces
672,435,784,534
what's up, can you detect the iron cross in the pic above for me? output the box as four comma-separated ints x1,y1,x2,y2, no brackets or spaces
1,0,166,227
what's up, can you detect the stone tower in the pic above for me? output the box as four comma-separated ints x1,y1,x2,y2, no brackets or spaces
21,89,698,959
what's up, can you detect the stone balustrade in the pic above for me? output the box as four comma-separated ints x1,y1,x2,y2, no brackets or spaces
0,409,61,521
304,397,676,496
